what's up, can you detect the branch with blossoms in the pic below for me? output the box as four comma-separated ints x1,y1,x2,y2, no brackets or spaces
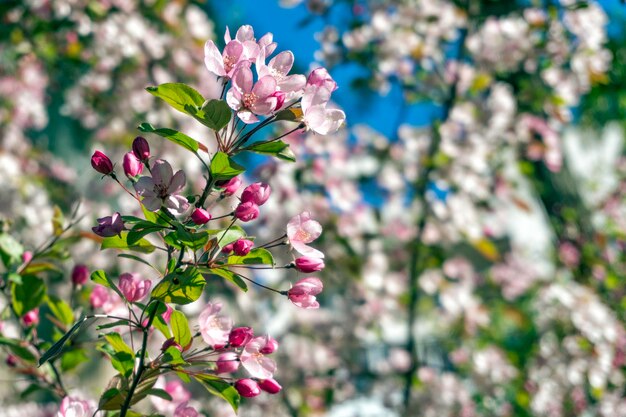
34,24,344,417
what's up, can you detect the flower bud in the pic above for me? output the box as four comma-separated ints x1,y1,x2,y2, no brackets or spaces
234,378,261,398
216,176,242,196
71,264,89,286
258,378,282,394
260,336,278,354
90,286,109,309
241,182,271,206
132,136,150,161
92,212,124,237
123,152,143,178
5,354,17,368
294,256,325,273
235,202,259,222
233,239,254,256
161,338,183,352
91,150,114,175
288,277,323,309
162,304,173,322
191,208,212,225
216,352,240,374
221,243,234,254
22,251,33,264
229,327,254,347
22,309,39,327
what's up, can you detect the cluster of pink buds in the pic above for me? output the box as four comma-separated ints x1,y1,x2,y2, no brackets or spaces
195,301,282,398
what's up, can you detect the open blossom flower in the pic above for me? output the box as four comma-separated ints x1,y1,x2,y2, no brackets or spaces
198,302,233,347
301,83,346,135
57,396,94,417
240,336,277,379
287,211,324,258
205,25,267,79
287,277,323,309
92,212,124,237
256,50,306,104
118,273,151,302
174,402,199,417
307,67,338,92
226,65,278,123
134,159,189,215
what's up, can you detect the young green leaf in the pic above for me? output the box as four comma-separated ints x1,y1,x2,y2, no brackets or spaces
47,295,74,326
195,99,232,131
243,140,296,162
0,233,24,267
151,268,206,305
202,268,248,292
101,231,156,254
170,310,192,348
102,333,135,378
212,225,246,250
146,83,204,114
227,248,275,266
38,318,88,366
12,275,46,317
210,152,245,181
194,373,240,413
138,123,202,153
0,336,37,363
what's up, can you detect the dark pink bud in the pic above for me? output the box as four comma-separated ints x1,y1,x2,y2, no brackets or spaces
294,257,325,273
22,309,39,327
216,352,240,374
221,243,234,254
258,378,282,394
233,239,254,256
162,304,173,322
229,327,254,347
241,182,271,206
92,212,124,237
260,336,278,354
132,136,150,161
191,208,212,225
71,264,89,286
216,176,242,196
91,150,114,175
234,378,261,398
235,202,259,222
6,354,18,368
270,91,286,111
123,152,143,177
21,251,33,264
161,337,183,352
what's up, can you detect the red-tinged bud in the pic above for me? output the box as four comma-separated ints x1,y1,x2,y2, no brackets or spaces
123,152,143,177
161,337,183,352
22,251,33,264
229,327,254,347
234,378,261,398
222,243,234,254
241,182,271,206
235,202,259,222
22,308,39,327
294,256,325,273
91,150,114,175
92,212,124,238
216,176,242,196
233,239,254,256
191,208,212,225
216,352,240,374
258,378,282,394
71,264,89,286
132,136,150,161
6,354,18,368
260,336,278,354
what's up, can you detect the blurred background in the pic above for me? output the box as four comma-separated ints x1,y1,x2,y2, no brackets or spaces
2,0,626,416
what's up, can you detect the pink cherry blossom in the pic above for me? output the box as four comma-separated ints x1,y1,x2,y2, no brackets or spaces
301,85,346,135
256,50,306,104
118,273,151,303
226,65,278,123
57,396,94,417
240,336,277,379
307,67,338,91
204,39,247,79
134,159,189,215
90,285,109,309
198,302,233,347
287,211,324,258
287,277,323,309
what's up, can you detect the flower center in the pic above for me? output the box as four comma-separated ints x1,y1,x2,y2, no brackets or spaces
154,183,169,199
293,229,311,242
242,92,258,109
223,55,236,73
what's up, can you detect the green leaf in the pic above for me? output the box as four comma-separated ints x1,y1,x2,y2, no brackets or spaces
203,268,248,292
174,226,209,251
0,233,24,267
170,310,191,348
162,346,186,365
210,152,245,181
195,99,232,131
103,333,135,378
96,320,131,331
117,254,158,270
227,248,275,266
274,107,302,122
99,369,162,411
52,205,65,236
0,336,37,363
101,231,155,254
151,268,206,305
212,225,246,250
12,275,46,317
152,315,172,340
47,296,74,325
243,140,296,162
194,373,240,412
128,221,169,245
146,83,204,114
91,270,125,300
60,348,89,371
39,318,87,366
145,389,173,402
138,123,201,153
